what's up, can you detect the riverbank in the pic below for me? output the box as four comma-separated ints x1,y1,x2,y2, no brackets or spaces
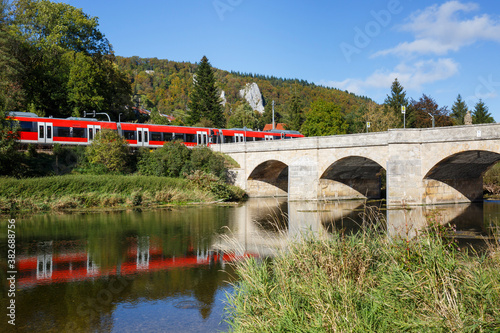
226,223,500,332
0,174,246,213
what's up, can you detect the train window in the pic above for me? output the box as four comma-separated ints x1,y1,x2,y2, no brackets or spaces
151,132,162,141
39,125,44,139
20,121,35,132
224,136,233,143
57,127,71,137
163,133,174,141
173,134,184,142
255,137,263,141
47,126,52,139
73,128,85,138
185,134,196,142
123,130,136,140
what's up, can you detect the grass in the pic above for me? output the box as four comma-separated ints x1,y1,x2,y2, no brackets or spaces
0,174,245,213
225,210,500,332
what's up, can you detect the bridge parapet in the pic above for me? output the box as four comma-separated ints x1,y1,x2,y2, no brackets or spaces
213,124,500,206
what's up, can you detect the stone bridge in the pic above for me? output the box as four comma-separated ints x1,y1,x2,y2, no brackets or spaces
212,124,500,206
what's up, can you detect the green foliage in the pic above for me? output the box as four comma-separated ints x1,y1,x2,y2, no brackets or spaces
8,0,131,118
227,103,258,129
0,0,23,110
384,78,408,127
137,141,192,178
450,94,468,125
0,109,21,176
300,99,349,136
287,93,303,131
473,99,495,124
187,56,225,127
85,129,130,173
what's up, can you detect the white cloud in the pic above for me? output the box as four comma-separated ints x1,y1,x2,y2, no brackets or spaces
324,58,459,94
373,1,500,57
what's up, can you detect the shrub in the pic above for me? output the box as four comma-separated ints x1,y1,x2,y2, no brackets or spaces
85,129,130,174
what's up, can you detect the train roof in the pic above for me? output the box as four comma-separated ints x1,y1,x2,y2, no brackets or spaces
8,111,39,118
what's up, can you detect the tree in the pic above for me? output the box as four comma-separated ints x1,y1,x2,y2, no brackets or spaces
472,99,495,124
287,93,303,131
0,109,20,176
300,100,349,137
406,94,453,128
227,103,258,129
0,0,23,110
9,0,131,118
384,78,408,128
85,129,129,173
450,94,468,125
187,56,225,127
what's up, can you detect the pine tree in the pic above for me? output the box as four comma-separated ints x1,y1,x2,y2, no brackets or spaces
187,56,225,128
450,94,468,125
472,99,495,124
384,78,408,128
288,93,303,131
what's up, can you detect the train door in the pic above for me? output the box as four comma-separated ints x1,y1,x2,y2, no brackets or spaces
136,127,149,146
196,131,208,145
235,133,244,143
87,125,101,143
37,122,53,143
265,135,273,141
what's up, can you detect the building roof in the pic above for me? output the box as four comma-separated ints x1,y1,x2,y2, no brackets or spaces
263,123,286,131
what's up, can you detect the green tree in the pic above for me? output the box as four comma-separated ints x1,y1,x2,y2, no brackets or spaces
85,129,129,173
384,78,408,128
450,94,468,125
0,109,20,175
287,93,303,131
300,100,349,137
188,56,225,127
10,0,131,118
0,0,24,111
472,99,495,124
227,103,258,129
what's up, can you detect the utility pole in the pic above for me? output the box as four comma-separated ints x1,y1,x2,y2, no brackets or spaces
272,100,275,130
401,106,406,129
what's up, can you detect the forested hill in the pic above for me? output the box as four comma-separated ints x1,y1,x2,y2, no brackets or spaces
115,56,376,132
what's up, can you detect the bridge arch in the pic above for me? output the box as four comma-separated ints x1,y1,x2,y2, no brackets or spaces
423,150,500,204
319,156,385,200
246,160,289,197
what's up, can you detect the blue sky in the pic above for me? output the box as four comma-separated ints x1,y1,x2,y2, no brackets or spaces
57,0,500,121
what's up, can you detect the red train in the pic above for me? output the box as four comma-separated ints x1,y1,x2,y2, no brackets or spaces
8,111,304,147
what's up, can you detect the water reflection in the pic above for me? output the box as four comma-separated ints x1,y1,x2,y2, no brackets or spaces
216,199,500,256
1,200,499,332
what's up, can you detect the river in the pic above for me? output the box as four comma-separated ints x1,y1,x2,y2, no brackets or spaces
1,199,499,332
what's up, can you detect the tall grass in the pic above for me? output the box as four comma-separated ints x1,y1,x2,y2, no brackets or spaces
226,211,500,332
0,174,244,212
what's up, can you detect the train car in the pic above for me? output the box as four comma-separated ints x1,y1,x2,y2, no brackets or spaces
7,111,304,148
7,111,117,145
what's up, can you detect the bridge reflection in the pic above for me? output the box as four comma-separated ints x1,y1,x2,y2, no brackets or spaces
214,198,499,255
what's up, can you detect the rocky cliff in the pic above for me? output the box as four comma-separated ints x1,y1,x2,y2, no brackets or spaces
239,82,265,113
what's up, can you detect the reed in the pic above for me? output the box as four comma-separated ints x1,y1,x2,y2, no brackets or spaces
226,207,500,332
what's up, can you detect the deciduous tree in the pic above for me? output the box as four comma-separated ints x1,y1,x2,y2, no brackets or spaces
300,100,348,137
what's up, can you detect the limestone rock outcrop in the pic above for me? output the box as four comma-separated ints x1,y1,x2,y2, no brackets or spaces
239,83,265,113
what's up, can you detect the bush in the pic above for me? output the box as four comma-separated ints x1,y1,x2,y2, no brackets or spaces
137,141,192,177
85,129,130,174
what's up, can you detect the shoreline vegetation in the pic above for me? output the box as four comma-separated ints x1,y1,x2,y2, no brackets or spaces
226,214,500,332
0,174,245,214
